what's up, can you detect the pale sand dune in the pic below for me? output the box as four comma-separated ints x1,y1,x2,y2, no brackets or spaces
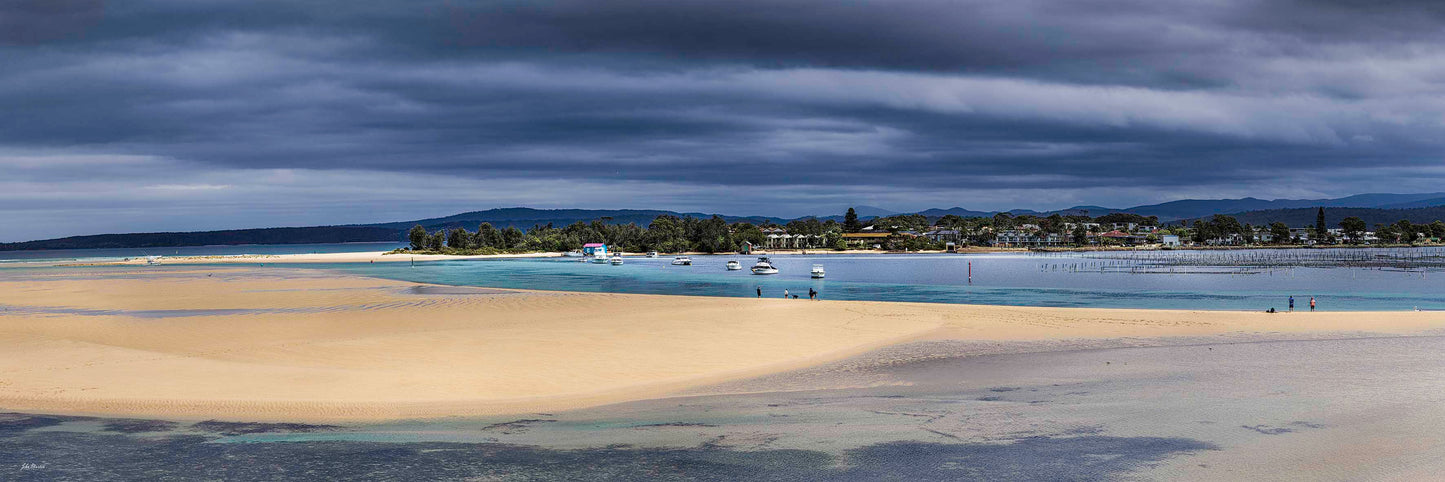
1,267,1443,421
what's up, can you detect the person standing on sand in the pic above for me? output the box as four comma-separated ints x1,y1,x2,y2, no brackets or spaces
1310,297,1316,311
757,286,762,298
784,289,790,299
1289,296,1294,312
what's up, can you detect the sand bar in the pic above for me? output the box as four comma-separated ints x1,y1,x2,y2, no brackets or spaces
1,266,1443,421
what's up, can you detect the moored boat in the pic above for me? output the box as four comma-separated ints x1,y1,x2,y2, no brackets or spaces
726,260,742,270
750,257,779,275
610,255,624,265
672,256,692,266
646,251,659,258
811,264,825,278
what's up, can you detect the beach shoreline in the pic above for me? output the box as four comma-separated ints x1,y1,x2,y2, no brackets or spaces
11,241,1442,268
3,265,1444,422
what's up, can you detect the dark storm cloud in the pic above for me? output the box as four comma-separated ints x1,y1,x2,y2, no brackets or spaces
3,0,1445,240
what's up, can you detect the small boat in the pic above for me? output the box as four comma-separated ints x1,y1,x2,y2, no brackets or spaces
726,260,742,271
563,250,586,257
671,256,692,266
750,257,779,275
591,254,610,264
646,251,659,258
811,264,825,278
609,255,624,265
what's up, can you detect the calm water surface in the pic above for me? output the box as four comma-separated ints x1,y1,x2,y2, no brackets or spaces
6,244,1442,310
326,251,1445,311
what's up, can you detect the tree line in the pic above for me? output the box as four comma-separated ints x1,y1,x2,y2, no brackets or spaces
400,207,1445,255
403,215,844,254
1184,211,1445,245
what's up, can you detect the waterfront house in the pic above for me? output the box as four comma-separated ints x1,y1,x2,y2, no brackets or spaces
841,232,891,249
924,229,962,244
582,243,608,256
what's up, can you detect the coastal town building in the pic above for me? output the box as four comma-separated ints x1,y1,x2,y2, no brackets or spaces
581,243,608,256
841,232,891,249
923,228,963,244
760,228,825,249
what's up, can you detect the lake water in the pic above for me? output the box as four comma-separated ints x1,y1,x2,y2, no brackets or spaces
329,250,1445,311
6,244,1443,311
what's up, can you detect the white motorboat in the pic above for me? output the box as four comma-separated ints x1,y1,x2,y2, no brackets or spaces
563,250,586,257
726,260,742,271
811,264,826,278
646,251,659,258
591,254,610,264
750,257,779,275
609,255,624,265
671,256,692,266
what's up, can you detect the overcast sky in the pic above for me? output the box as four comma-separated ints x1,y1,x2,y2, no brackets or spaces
3,0,1445,241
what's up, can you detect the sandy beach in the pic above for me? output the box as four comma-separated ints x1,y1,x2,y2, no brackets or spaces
2,265,1443,422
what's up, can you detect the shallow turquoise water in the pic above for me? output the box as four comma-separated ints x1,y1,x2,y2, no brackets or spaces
6,244,1442,311
321,252,1445,311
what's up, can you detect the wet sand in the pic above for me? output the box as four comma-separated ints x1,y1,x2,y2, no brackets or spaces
2,266,1443,423
3,333,1442,479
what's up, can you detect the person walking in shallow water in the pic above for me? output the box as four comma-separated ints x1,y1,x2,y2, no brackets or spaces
1289,296,1294,312
1310,297,1316,311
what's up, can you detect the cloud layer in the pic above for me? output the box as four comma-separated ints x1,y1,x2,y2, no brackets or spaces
3,0,1444,240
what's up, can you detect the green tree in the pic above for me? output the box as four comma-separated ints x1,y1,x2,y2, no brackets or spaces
843,208,862,233
993,212,1014,230
1042,214,1065,234
1375,223,1395,243
1431,220,1445,241
408,225,428,250
447,228,469,249
501,226,525,249
1072,224,1088,245
1339,217,1366,243
1315,207,1327,241
1396,220,1418,243
476,223,500,248
1269,222,1290,244
426,230,445,251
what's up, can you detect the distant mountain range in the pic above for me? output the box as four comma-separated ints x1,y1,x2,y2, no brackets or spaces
905,192,1445,221
1178,206,1445,229
364,208,788,232
6,193,1445,250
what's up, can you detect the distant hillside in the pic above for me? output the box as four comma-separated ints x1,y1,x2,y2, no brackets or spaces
902,193,1445,222
1122,193,1445,220
12,193,1445,250
0,226,402,251
1,208,787,251
365,207,788,232
1377,197,1445,210
915,207,995,218
1177,206,1445,228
